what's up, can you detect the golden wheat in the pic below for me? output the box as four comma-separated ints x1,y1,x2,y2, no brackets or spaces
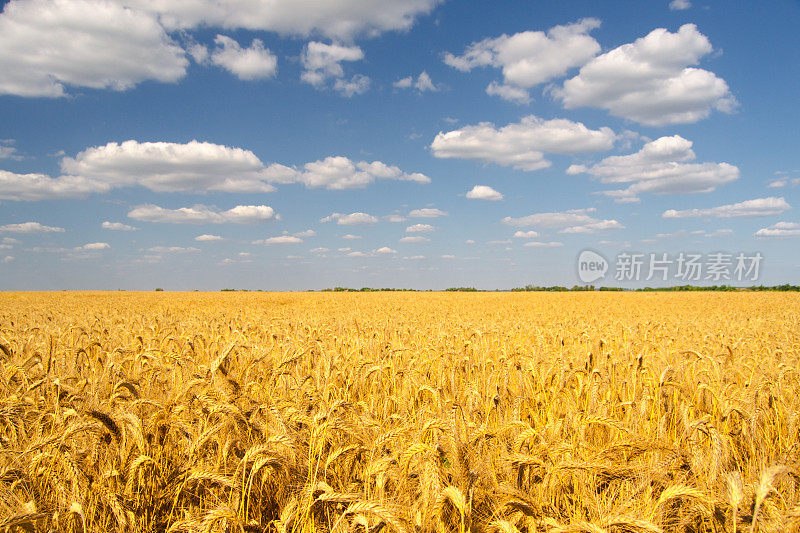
0,291,798,532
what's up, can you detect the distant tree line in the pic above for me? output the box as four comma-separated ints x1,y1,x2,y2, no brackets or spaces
206,284,800,292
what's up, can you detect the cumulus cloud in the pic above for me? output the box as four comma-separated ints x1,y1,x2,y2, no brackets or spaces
75,242,109,251
466,185,503,201
209,35,277,80
755,222,800,237
567,135,739,202
2,238,20,244
0,141,19,160
556,24,736,125
276,156,430,189
669,0,691,10
485,82,531,104
560,220,625,234
374,246,397,254
301,41,369,96
767,177,800,188
513,230,539,238
0,170,109,201
1,256,13,263
444,19,601,103
321,212,379,225
0,0,188,97
333,75,370,97
148,246,200,253
13,142,428,198
502,207,623,234
663,197,791,218
128,204,276,224
61,140,277,194
341,234,362,239
431,115,615,171
102,221,138,231
293,229,316,237
409,208,447,218
253,236,303,244
399,236,430,243
523,241,564,247
394,71,439,92
0,221,65,233
406,224,434,233
121,0,441,40
195,234,224,242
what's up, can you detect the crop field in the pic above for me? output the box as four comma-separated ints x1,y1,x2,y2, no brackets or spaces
0,291,799,533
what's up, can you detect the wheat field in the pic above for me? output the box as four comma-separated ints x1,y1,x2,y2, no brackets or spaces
0,291,798,532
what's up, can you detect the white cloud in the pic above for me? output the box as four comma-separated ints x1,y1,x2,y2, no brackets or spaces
0,169,109,201
61,140,277,194
706,229,733,238
767,178,800,188
663,197,791,219
409,208,447,218
301,41,369,96
513,230,539,238
253,236,303,244
394,71,438,92
332,74,370,97
36,143,429,195
375,246,397,254
148,246,200,253
75,242,109,251
347,251,368,257
279,156,430,190
559,220,625,234
121,0,441,40
385,215,407,223
310,247,329,253
755,222,800,237
556,24,736,125
669,0,691,10
502,207,623,234
102,221,138,231
293,229,316,237
210,35,277,80
0,0,187,97
406,224,434,233
321,212,379,225
485,82,531,104
128,204,276,224
341,234,362,239
523,241,564,247
431,115,615,171
0,221,65,233
444,19,601,102
0,141,19,159
399,236,430,243
2,238,20,244
568,135,739,202
441,254,455,259
466,185,503,201
1,256,13,263
195,234,224,242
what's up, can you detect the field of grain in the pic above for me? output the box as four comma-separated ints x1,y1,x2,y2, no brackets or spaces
0,291,798,532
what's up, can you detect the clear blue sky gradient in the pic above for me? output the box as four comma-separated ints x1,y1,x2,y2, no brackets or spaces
0,0,798,289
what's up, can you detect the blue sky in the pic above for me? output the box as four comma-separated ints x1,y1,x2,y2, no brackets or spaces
0,0,798,290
